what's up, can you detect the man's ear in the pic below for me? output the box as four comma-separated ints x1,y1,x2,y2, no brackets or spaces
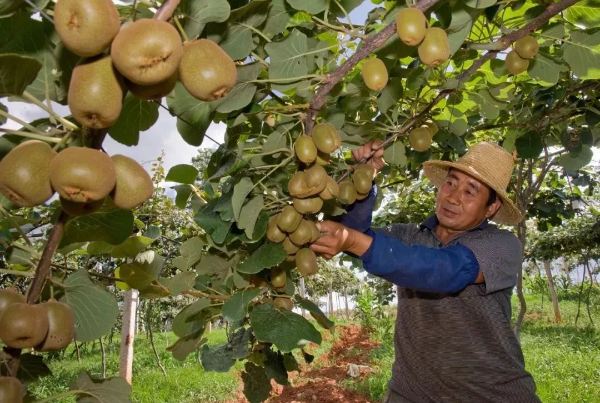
486,199,502,219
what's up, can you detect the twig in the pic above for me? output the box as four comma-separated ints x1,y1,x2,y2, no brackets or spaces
99,337,106,379
0,128,62,144
147,304,167,376
153,0,180,22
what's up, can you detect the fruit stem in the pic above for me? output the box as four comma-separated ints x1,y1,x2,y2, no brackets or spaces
331,0,355,31
19,92,79,131
0,128,62,144
53,130,74,151
251,156,293,191
173,16,189,42
0,205,34,248
153,0,181,22
239,23,272,43
243,148,293,159
0,269,34,277
0,108,48,135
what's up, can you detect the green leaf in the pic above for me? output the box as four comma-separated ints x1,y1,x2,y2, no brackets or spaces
464,0,496,8
562,31,600,80
195,198,233,244
179,0,231,38
26,43,78,105
167,83,213,146
295,296,335,329
263,0,292,37
59,208,134,249
159,271,197,296
88,236,155,259
515,131,543,159
0,54,41,96
264,348,290,386
238,242,287,274
108,94,159,146
118,251,164,290
558,145,593,171
0,13,46,58
470,90,506,120
232,178,253,222
196,254,233,276
211,64,261,113
377,77,403,113
166,164,199,184
286,0,327,14
167,331,208,361
60,269,119,343
528,54,568,86
201,343,237,372
172,184,194,209
172,299,211,337
238,195,264,238
564,0,600,29
383,140,406,166
242,362,271,403
265,29,308,83
222,288,262,322
0,353,51,383
70,373,131,403
250,304,321,352
173,236,205,270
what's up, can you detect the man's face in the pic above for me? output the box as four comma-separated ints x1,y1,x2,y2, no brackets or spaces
435,169,502,231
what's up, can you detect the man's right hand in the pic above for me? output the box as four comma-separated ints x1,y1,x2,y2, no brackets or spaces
351,139,385,173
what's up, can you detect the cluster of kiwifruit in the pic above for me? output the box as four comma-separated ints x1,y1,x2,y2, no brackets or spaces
505,36,539,75
396,7,450,67
0,140,153,215
0,289,74,352
408,119,438,152
53,0,237,129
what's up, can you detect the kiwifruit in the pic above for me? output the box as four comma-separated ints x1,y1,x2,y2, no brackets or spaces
307,220,320,243
0,141,56,207
0,377,24,403
290,219,313,246
312,123,342,154
418,27,450,67
296,248,318,277
423,120,438,136
514,36,539,59
282,237,300,255
36,300,74,352
277,206,302,233
0,289,25,319
319,176,339,200
353,170,372,194
49,147,117,203
361,58,388,91
267,216,286,243
396,8,427,46
354,163,376,181
304,164,328,189
288,171,325,198
179,39,237,102
250,274,268,288
338,181,357,205
316,151,331,166
111,19,183,85
273,297,293,311
60,197,104,216
54,0,120,57
505,50,529,75
0,302,49,349
356,191,370,201
293,196,323,214
409,126,433,152
68,55,125,129
270,267,287,288
111,155,154,210
295,135,317,164
126,72,178,100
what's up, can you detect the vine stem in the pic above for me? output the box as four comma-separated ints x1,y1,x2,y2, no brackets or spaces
173,16,189,42
0,128,62,144
153,0,180,21
19,92,78,131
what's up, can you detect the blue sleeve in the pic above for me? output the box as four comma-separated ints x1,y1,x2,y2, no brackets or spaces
361,230,479,293
337,184,377,233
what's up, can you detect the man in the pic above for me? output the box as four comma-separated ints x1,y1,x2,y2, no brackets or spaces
310,141,540,402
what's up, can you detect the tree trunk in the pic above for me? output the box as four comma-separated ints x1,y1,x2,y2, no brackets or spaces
147,305,167,376
100,337,106,379
344,287,350,321
543,260,562,323
337,293,341,318
299,277,307,318
119,289,139,384
328,281,334,318
206,321,212,334
514,221,527,341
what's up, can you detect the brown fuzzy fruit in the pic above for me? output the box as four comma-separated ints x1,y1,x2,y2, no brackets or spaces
36,300,75,352
396,8,428,46
409,126,433,152
338,181,357,205
0,141,56,207
179,39,237,102
289,220,313,246
60,197,104,216
293,196,323,214
50,147,116,203
423,120,439,136
354,164,376,181
316,151,331,166
270,267,287,288
307,220,320,243
0,303,49,349
111,19,183,85
288,171,326,198
514,36,539,59
273,297,293,311
277,206,302,233
353,170,372,194
126,72,178,100
267,216,286,243
312,123,341,154
505,50,529,75
0,377,24,403
295,135,317,164
418,27,450,67
296,248,318,277
0,289,25,320
282,237,300,255
68,55,125,129
111,155,154,210
54,0,120,57
319,176,339,200
361,58,388,91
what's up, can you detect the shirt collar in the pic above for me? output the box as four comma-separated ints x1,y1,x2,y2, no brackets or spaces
419,214,489,231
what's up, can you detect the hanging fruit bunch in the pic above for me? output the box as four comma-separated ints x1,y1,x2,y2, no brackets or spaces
396,7,450,67
505,36,540,75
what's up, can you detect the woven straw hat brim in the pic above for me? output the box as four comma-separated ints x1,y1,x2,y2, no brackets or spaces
422,160,523,226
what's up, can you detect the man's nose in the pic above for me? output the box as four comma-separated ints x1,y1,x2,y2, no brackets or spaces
446,188,460,205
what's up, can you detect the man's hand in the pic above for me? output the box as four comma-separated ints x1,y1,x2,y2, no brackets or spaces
310,220,373,259
351,139,385,173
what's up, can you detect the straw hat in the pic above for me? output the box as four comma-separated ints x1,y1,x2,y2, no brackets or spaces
422,142,523,226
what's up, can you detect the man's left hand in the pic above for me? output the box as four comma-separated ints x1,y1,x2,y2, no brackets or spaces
309,221,372,259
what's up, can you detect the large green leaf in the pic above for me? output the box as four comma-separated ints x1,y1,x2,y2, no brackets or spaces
232,178,253,222
377,77,403,113
464,0,496,8
558,145,593,171
0,13,46,58
265,29,308,83
69,373,131,403
564,0,600,28
118,251,164,290
87,236,155,258
167,83,213,146
238,195,264,238
166,164,199,184
562,31,600,80
0,54,41,96
528,54,568,86
383,140,407,166
167,331,208,361
172,299,211,337
222,288,262,322
109,94,159,146
515,131,543,159
179,0,231,38
237,242,287,274
26,43,78,105
263,0,292,37
250,303,321,352
286,0,327,14
195,198,233,244
201,343,237,372
159,271,197,296
59,208,134,249
295,296,334,329
173,236,205,271
0,353,51,383
60,269,119,343
241,362,271,403
447,7,473,56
